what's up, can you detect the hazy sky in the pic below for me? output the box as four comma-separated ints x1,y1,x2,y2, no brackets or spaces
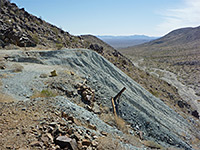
11,0,200,36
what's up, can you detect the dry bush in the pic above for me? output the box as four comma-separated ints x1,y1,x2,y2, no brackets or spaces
97,136,124,150
114,115,129,133
122,134,144,147
31,89,57,99
0,80,2,86
11,64,24,72
100,113,116,126
142,140,163,149
100,113,129,133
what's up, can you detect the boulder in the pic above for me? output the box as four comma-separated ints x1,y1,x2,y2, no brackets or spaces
82,139,91,146
192,110,199,119
50,70,57,77
18,35,36,47
55,136,78,150
89,44,103,54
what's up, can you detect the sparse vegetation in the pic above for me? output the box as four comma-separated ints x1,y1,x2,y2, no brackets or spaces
31,89,57,99
142,140,163,149
100,113,128,133
32,33,39,44
97,136,124,150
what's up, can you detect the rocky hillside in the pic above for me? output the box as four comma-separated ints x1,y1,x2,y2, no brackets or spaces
1,0,193,118
0,1,200,149
0,49,200,149
148,26,200,47
120,26,200,114
0,0,88,49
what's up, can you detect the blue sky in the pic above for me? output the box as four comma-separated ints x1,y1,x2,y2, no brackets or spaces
11,0,200,36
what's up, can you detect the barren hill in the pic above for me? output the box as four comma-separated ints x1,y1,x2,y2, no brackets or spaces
0,49,199,149
0,0,190,116
0,0,200,149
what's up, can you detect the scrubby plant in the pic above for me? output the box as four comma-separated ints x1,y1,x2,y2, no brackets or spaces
142,140,163,149
56,43,63,50
31,89,57,99
97,136,124,150
32,33,39,44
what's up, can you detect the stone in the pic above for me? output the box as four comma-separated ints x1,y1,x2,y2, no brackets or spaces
86,105,92,111
21,107,26,111
67,128,74,135
70,71,75,75
39,73,48,78
91,141,98,147
192,110,199,119
55,136,78,150
30,141,43,147
68,116,74,123
88,124,97,131
46,133,54,143
50,70,57,77
177,100,185,108
61,111,68,118
89,44,103,54
82,139,91,146
49,122,58,127
100,131,107,136
73,132,82,141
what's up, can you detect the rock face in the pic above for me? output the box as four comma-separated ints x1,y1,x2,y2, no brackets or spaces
0,1,86,49
89,43,103,54
2,49,198,149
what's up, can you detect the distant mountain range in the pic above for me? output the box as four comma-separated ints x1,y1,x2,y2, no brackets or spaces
97,35,158,49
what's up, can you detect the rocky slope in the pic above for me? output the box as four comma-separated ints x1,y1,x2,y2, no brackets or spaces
0,1,200,149
0,0,194,118
0,49,200,149
120,26,200,115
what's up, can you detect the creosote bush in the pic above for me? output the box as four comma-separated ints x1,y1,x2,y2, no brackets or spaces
56,43,63,50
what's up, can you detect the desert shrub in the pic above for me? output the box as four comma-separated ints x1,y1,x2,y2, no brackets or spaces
31,89,57,99
149,89,159,97
142,140,163,149
52,27,59,35
114,115,129,133
97,136,124,150
100,113,128,133
56,43,63,50
32,33,39,44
